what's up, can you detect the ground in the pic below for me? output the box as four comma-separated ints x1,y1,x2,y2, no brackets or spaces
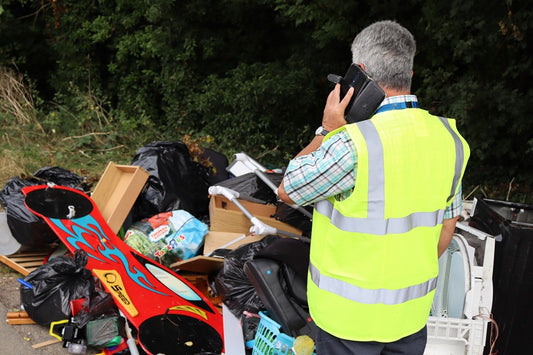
0,266,101,355
0,268,69,354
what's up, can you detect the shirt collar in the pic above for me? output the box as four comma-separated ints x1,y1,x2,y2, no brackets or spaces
379,95,418,107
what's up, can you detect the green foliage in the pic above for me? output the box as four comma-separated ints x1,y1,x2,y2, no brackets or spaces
0,0,56,99
412,0,533,192
178,60,319,163
0,0,531,202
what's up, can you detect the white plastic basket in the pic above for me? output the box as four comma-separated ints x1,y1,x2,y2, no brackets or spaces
425,317,487,355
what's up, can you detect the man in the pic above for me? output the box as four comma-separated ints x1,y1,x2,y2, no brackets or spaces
278,20,470,354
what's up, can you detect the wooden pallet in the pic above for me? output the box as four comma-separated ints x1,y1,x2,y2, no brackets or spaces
0,246,58,276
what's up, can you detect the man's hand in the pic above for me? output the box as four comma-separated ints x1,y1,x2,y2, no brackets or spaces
322,84,354,132
279,84,354,205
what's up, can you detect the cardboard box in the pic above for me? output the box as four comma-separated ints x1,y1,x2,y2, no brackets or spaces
170,255,224,274
203,231,264,256
208,195,302,235
91,162,149,234
170,231,266,273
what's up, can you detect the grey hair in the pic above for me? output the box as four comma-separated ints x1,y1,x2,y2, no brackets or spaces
351,20,416,92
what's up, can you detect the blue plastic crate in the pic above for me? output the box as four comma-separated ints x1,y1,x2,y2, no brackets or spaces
252,312,295,355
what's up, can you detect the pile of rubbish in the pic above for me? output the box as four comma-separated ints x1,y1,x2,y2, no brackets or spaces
0,140,314,355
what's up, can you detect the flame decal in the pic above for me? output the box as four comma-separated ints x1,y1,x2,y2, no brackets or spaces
49,215,168,296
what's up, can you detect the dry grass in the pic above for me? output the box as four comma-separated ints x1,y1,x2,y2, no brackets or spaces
0,66,47,185
0,64,32,181
0,66,43,132
0,150,26,183
0,65,112,187
0,63,46,182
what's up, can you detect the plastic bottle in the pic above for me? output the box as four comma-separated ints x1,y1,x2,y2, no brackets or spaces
291,335,315,355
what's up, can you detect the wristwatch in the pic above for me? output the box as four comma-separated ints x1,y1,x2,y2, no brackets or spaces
315,126,329,136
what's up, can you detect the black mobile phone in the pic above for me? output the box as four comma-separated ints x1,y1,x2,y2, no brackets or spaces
327,64,385,123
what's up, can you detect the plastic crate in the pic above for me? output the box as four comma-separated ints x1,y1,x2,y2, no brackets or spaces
252,312,295,355
425,316,487,355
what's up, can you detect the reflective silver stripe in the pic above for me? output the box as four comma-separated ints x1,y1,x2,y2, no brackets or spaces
438,117,465,202
310,262,437,305
315,200,445,235
358,120,385,218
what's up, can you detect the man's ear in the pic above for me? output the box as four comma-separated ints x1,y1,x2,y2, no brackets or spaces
358,63,366,71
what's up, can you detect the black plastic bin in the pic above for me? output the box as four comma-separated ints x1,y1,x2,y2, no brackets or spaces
469,197,533,355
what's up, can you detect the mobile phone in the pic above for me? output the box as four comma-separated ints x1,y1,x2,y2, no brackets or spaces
327,64,385,123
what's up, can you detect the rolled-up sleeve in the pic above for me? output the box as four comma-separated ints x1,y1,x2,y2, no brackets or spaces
444,184,463,219
283,131,357,206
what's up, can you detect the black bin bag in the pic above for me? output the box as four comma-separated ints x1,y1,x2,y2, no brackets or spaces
215,172,280,204
0,166,88,248
273,203,313,237
130,141,211,222
20,250,94,326
214,235,280,317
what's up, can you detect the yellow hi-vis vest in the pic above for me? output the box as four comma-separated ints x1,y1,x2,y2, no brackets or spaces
308,108,470,342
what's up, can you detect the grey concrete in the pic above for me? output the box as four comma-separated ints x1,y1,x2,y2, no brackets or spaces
0,274,73,355
0,299,56,355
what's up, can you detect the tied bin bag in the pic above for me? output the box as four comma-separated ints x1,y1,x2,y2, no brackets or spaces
20,250,93,326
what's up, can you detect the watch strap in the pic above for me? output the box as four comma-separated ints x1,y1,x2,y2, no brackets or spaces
315,126,329,136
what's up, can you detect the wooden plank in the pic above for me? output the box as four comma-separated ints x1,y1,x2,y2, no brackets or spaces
8,252,50,257
32,339,62,349
7,256,47,263
6,310,30,318
0,254,32,276
13,254,46,259
6,318,35,325
16,260,46,266
0,246,57,276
